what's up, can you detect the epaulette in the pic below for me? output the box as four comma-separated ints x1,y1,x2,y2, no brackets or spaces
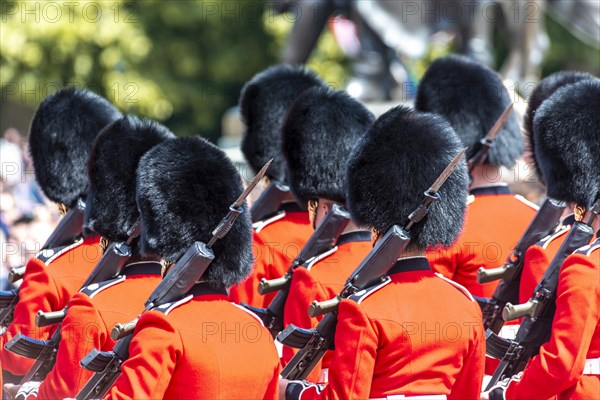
305,247,338,271
434,273,475,302
573,238,600,257
514,194,540,211
153,294,193,316
348,277,391,304
540,226,569,250
36,238,84,266
252,211,286,233
80,275,125,299
230,302,266,326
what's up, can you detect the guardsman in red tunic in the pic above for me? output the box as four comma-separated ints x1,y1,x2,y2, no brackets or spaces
282,106,485,399
279,87,374,378
484,78,600,400
229,65,326,308
3,116,175,399
482,72,599,378
415,55,537,299
1,88,120,382
516,70,596,304
104,137,280,399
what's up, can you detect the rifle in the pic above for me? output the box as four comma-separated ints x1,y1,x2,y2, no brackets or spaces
75,160,270,400
250,180,297,223
278,148,466,380
476,198,567,333
0,288,19,329
243,203,351,337
484,202,598,390
3,221,142,383
467,104,513,173
0,199,87,326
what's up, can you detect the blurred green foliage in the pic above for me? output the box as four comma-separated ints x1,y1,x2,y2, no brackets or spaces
1,0,276,140
1,1,598,140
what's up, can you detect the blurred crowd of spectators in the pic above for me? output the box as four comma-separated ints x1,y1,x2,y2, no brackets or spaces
0,128,59,290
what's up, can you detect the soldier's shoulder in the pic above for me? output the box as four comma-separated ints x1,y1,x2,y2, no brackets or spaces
348,277,392,304
152,294,193,316
573,238,600,257
80,275,126,299
252,211,286,234
434,272,475,302
36,238,84,266
539,225,570,250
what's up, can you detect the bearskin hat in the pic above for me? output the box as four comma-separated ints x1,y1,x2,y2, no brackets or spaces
347,106,469,249
239,64,326,182
136,137,253,288
523,71,594,183
533,78,600,208
29,87,122,208
415,55,522,168
281,87,374,204
84,116,175,243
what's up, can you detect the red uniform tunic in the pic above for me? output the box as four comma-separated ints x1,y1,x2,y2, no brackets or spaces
34,261,162,399
229,204,313,308
519,217,574,304
1,236,102,376
286,258,485,399
427,186,537,298
282,231,372,380
486,219,575,376
104,283,280,399
505,238,600,399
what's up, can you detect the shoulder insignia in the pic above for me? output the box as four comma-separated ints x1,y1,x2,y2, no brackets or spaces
153,294,193,316
230,303,266,326
574,238,600,257
305,246,338,271
80,275,126,299
514,195,540,211
37,238,84,266
252,211,286,233
434,273,475,302
541,226,569,250
348,277,391,304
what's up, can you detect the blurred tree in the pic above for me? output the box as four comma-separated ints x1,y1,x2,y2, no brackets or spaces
2,1,597,141
1,0,276,140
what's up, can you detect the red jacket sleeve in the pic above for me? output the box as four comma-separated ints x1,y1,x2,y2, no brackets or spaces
103,311,182,399
506,252,600,399
448,312,485,400
282,268,329,381
37,293,109,399
1,258,59,375
287,299,378,400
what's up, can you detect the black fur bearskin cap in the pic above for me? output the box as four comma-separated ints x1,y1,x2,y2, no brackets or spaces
84,116,175,243
29,87,122,208
281,87,375,204
239,64,326,182
533,78,600,208
347,106,469,249
523,71,594,183
136,137,253,288
415,55,523,168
